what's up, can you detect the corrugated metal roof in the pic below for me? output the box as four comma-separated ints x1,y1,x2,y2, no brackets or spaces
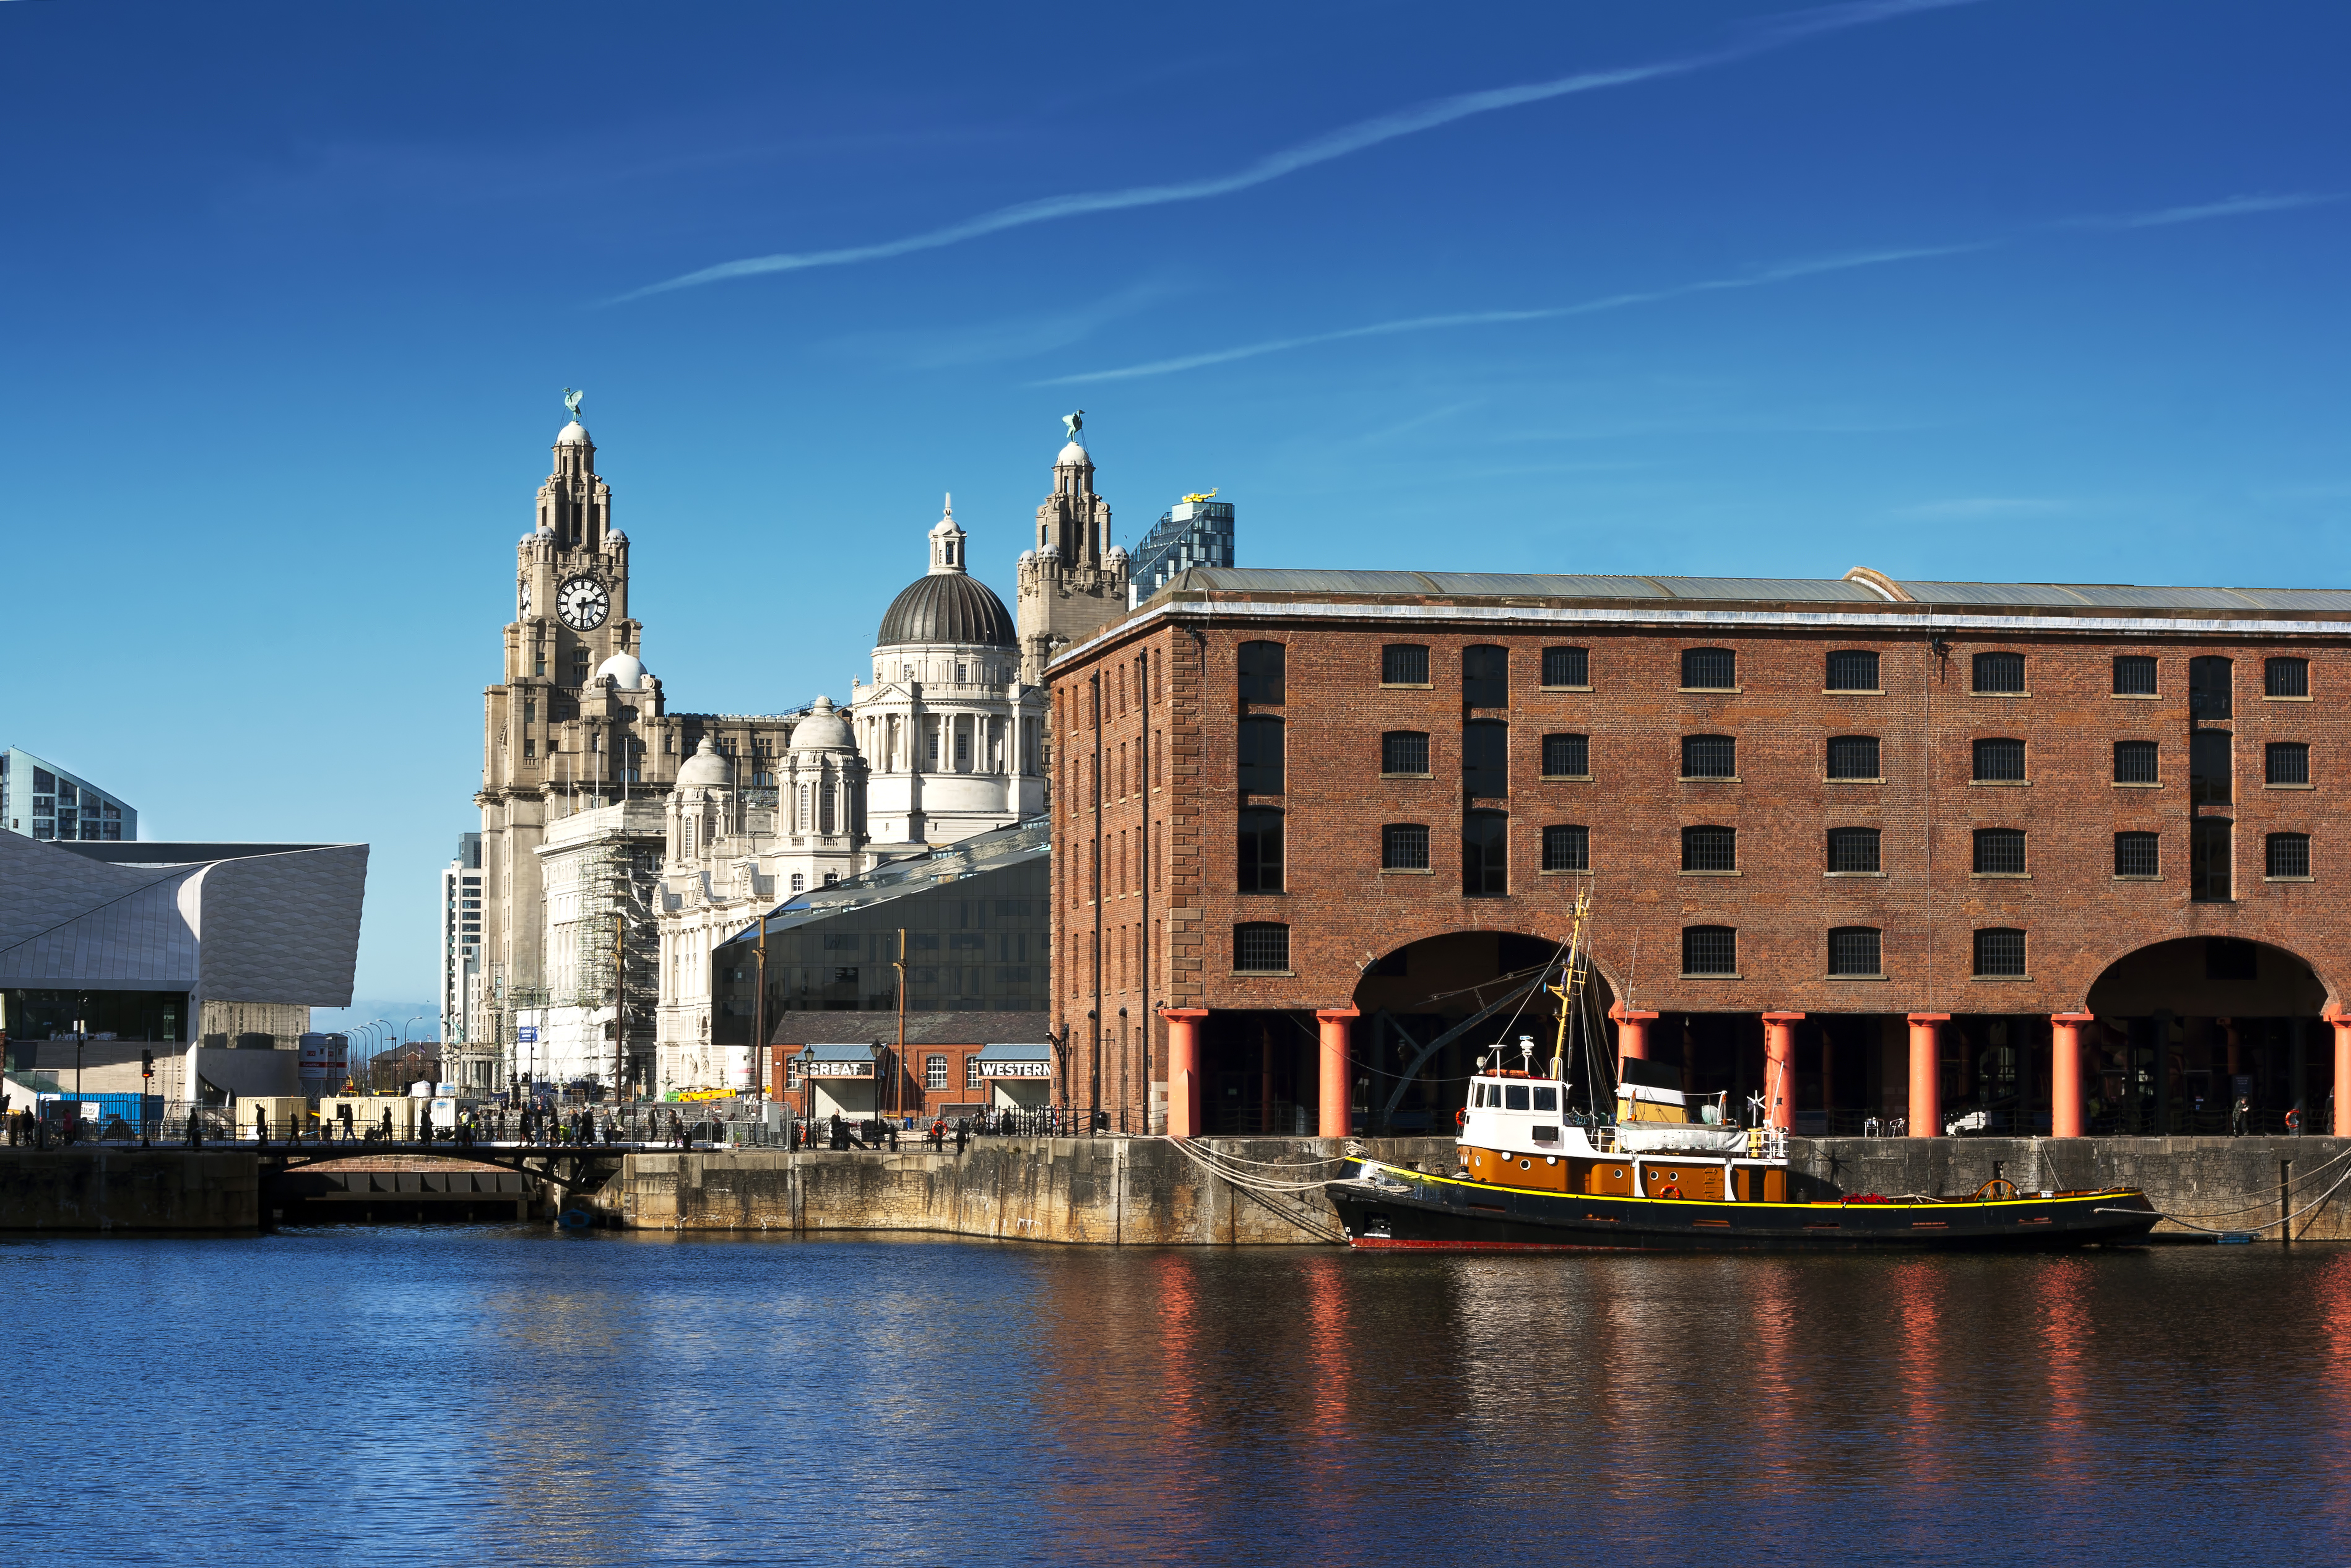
1149,567,2351,618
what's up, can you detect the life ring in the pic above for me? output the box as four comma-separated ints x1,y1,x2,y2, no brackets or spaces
1456,1108,1467,1127
2286,1109,2302,1132
1658,1184,1683,1200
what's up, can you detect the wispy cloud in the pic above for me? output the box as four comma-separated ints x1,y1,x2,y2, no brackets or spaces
817,276,1185,370
1036,244,1988,385
612,0,1979,302
2062,192,2342,230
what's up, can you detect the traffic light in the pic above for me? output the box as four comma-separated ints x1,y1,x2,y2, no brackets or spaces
140,1050,154,1079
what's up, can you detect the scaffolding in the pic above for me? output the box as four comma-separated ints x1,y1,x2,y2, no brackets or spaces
561,837,660,1097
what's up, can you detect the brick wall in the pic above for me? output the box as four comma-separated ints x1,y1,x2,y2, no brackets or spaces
1050,600,2351,1125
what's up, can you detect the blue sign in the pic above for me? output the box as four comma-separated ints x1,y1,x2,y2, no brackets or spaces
517,1026,539,1043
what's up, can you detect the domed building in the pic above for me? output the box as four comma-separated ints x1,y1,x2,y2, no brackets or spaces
652,707,874,1095
851,499,1046,845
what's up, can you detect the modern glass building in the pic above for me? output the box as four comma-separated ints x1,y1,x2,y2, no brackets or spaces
1132,495,1236,603
711,817,1049,1042
1,747,136,842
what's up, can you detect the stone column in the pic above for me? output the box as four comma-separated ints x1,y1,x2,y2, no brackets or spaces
1161,1008,1207,1139
2050,1011,2094,1137
1908,1013,1950,1137
1763,1013,1804,1132
1316,1008,1359,1139
1609,1002,1658,1081
2328,1007,2351,1138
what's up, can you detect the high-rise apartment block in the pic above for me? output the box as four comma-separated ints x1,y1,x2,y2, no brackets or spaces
440,832,482,1050
1,747,135,842
1132,493,1236,604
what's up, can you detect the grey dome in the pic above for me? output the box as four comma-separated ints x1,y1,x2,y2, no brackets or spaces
877,573,1015,648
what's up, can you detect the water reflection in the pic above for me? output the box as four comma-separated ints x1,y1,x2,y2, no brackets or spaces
5,1231,2351,1565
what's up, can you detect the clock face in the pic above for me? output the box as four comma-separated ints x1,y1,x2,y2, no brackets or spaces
557,576,610,630
517,580,532,619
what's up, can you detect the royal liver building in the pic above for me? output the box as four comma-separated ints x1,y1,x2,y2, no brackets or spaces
471,402,802,1095
467,401,1062,1097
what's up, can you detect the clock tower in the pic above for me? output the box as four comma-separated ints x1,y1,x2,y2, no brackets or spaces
466,402,807,1094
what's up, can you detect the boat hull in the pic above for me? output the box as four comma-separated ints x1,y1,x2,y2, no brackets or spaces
1325,1169,2161,1252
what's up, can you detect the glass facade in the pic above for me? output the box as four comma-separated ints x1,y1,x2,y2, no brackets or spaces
1,748,136,842
1133,497,1236,599
711,820,1049,1045
1,988,186,1043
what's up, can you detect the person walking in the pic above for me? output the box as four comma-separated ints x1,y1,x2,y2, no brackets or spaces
955,1119,969,1156
254,1104,269,1147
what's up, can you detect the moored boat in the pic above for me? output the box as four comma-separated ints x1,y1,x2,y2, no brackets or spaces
1325,893,2161,1251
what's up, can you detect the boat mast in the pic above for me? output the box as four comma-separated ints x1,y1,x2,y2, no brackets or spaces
1548,886,1592,1086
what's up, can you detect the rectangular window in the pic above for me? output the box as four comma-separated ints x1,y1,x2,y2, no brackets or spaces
1682,925,1736,976
925,1055,948,1091
1234,922,1290,973
1238,641,1286,704
2266,742,2310,786
2115,831,2159,878
1973,928,2027,977
1237,809,1284,893
2267,832,2311,879
2190,656,2234,721
1972,651,2026,694
1681,647,1736,690
1542,646,1590,688
1381,731,1430,776
1541,824,1589,873
1972,737,2026,782
522,700,536,723
2113,655,2158,696
1383,823,1431,870
1462,810,1509,897
1826,735,1880,780
1681,825,1736,873
1238,716,1285,794
2113,740,2158,784
523,739,536,759
1540,733,1589,778
1828,927,1881,977
967,1056,984,1088
1681,734,1736,779
2191,731,2232,804
2191,818,2233,902
1826,650,1879,692
1973,827,2026,875
2266,657,2310,698
1381,644,1429,686
1463,645,1509,707
1462,720,1508,798
1827,826,1881,873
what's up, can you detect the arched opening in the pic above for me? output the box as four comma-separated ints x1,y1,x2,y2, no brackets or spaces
2078,937,2329,1134
1347,931,1613,1134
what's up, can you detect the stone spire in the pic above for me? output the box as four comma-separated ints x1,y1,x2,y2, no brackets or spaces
1017,423,1129,685
929,494,968,574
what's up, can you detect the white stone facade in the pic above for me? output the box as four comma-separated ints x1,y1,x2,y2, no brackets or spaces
852,502,1046,846
652,711,873,1094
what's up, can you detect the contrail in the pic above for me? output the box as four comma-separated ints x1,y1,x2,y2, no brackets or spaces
2063,192,2342,230
1036,244,1990,385
614,0,1979,302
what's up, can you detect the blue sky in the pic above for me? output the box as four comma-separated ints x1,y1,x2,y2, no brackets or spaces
3,0,2345,1012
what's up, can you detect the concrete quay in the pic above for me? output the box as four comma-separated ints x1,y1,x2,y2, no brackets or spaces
0,1149,261,1232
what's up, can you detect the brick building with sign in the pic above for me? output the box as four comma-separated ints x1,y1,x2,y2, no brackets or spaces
1046,565,2351,1141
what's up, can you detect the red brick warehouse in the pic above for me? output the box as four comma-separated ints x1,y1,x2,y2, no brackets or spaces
1047,565,2351,1141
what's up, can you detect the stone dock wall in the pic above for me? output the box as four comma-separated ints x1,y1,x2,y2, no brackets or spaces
0,1150,261,1232
1798,1135,2351,1241
601,1137,1458,1243
4,1137,2347,1240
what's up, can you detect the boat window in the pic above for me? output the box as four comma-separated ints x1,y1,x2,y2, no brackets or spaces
1505,1085,1530,1111
1533,1126,1560,1143
1532,1087,1557,1111
1473,1083,1489,1107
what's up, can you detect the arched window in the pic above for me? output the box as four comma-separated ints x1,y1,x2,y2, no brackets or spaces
1682,825,1736,872
1682,926,1736,976
1681,648,1735,690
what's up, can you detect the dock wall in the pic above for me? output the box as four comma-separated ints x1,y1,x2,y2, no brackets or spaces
0,1150,260,1232
605,1137,1457,1243
1797,1135,2351,1241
